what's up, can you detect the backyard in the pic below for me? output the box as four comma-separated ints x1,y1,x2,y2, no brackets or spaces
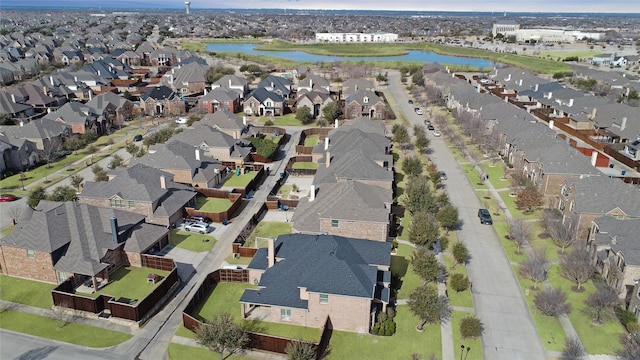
304,134,319,147
80,266,171,301
196,196,233,212
170,229,217,252
220,171,257,188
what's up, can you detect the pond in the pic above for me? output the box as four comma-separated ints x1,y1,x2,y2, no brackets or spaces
206,43,496,68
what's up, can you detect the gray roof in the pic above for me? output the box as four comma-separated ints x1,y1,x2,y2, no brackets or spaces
592,217,640,265
345,89,383,106
314,147,393,185
0,118,70,141
240,234,391,309
200,110,244,133
570,176,640,216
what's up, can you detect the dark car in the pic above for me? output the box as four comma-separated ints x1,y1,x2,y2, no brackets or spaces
0,194,17,202
427,124,435,131
478,208,493,225
408,99,414,104
133,134,143,142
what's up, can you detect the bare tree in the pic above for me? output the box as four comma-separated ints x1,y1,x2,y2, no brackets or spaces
547,212,579,253
519,248,548,289
561,337,585,360
534,288,572,316
508,218,531,254
585,283,619,324
617,332,640,360
560,249,595,291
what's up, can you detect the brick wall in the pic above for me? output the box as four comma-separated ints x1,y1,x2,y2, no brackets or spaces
0,246,58,283
319,219,388,242
307,293,371,332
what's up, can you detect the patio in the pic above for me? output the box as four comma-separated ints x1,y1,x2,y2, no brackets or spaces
77,266,171,300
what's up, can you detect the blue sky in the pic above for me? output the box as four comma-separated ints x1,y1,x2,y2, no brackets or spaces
4,0,640,12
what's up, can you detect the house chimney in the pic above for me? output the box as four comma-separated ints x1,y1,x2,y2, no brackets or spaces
195,148,201,161
518,79,523,86
534,84,539,92
591,108,597,119
549,120,554,130
334,119,338,128
505,74,511,81
267,237,275,268
591,150,598,167
203,87,207,95
19,121,24,127
324,137,329,150
309,184,315,201
49,75,54,86
110,217,119,244
10,94,15,103
621,117,627,131
243,115,247,126
568,99,574,107
326,151,330,168
476,83,481,93
97,70,100,76
160,175,166,189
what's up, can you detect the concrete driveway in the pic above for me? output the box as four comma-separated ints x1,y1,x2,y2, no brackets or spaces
387,70,547,360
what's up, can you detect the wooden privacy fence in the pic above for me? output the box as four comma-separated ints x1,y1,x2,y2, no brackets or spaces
182,269,332,358
52,255,178,323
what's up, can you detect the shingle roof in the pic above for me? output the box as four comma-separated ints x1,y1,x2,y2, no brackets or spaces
240,234,391,309
571,176,640,216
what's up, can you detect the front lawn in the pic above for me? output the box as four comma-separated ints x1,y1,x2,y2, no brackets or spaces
0,310,132,347
451,311,483,360
196,197,233,212
170,229,217,252
244,221,292,247
442,256,474,309
221,171,257,187
327,305,442,359
191,282,320,342
0,275,56,309
292,162,318,170
493,221,529,264
304,135,319,147
392,244,422,300
498,190,542,220
256,114,303,126
85,266,171,301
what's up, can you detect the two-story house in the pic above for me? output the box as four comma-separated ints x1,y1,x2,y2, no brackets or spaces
343,90,386,120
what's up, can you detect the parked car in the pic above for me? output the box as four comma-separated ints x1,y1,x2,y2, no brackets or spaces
478,208,493,225
0,194,17,202
133,134,143,142
408,99,414,104
432,130,441,137
424,119,431,125
427,124,435,130
414,108,423,115
175,117,188,124
184,221,211,234
439,171,447,180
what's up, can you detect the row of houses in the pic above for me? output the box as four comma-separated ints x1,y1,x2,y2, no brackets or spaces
423,63,640,319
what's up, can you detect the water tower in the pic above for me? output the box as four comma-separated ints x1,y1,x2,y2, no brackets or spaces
185,1,191,15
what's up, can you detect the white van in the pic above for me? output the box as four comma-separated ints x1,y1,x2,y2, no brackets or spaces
175,117,188,124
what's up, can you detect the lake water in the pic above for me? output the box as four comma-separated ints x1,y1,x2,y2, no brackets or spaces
206,43,496,68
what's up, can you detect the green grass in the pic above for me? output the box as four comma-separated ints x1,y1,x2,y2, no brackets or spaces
397,212,412,241
256,114,303,126
0,226,14,237
244,221,292,246
451,311,483,360
461,163,486,190
191,282,321,342
493,222,529,264
516,280,567,352
0,275,55,309
327,305,441,359
497,191,542,220
168,343,251,360
479,162,510,189
547,266,624,354
82,266,171,300
0,310,132,347
170,229,217,252
442,256,474,309
197,197,233,212
538,50,600,60
278,184,292,199
304,134,319,147
221,171,257,187
392,244,422,300
291,162,318,170
224,255,254,266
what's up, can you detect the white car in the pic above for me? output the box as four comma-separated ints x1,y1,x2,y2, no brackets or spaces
432,130,441,137
184,221,210,234
175,117,188,124
415,108,423,115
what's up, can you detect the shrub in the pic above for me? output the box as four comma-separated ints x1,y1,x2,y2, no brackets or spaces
377,311,388,323
627,321,640,334
615,307,638,328
440,237,449,252
449,273,470,292
384,320,396,336
460,316,484,339
386,306,396,318
264,119,274,126
371,323,380,335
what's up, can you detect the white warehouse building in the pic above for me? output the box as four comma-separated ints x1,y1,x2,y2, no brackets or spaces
493,21,604,43
315,32,398,43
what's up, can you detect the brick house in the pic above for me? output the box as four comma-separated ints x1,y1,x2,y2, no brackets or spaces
0,201,169,290
243,88,285,117
296,91,335,119
86,91,135,127
166,62,208,96
170,124,253,166
139,85,186,116
628,281,640,321
198,87,241,114
344,90,386,120
79,164,198,227
211,74,250,99
588,217,640,308
199,110,246,139
240,234,391,333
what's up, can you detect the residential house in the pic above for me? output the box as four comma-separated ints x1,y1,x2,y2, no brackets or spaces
341,78,374,100
0,200,169,289
558,176,640,243
86,92,134,127
344,90,386,120
211,74,250,99
198,87,241,114
297,74,330,95
61,50,83,66
6,84,62,116
258,75,294,100
297,91,335,119
129,140,224,188
0,118,70,154
43,102,105,135
79,164,197,227
165,62,208,96
588,217,640,307
243,88,285,117
170,124,253,165
0,134,38,172
0,91,36,121
139,85,186,116
199,110,246,139
240,234,391,333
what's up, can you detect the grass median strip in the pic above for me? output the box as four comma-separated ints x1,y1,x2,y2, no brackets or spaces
0,310,131,347
0,275,55,309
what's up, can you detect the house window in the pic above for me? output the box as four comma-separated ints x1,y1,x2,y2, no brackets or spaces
319,294,329,304
280,308,291,321
128,201,135,208
58,272,68,282
110,199,125,208
331,220,339,228
561,185,569,197
26,249,35,259
558,201,565,211
569,201,575,212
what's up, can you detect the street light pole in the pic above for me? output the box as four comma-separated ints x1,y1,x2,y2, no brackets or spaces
460,345,465,360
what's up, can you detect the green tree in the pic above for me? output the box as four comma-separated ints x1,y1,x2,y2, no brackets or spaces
451,242,469,268
92,165,109,182
401,156,423,178
47,186,77,202
296,105,313,124
436,205,459,234
285,340,317,360
27,186,46,208
408,284,450,331
408,211,440,249
70,174,84,193
393,126,410,150
403,176,438,215
414,131,430,153
195,313,249,360
460,316,484,339
515,184,543,212
411,247,444,283
449,273,470,292
126,143,140,156
63,135,85,151
108,154,124,169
